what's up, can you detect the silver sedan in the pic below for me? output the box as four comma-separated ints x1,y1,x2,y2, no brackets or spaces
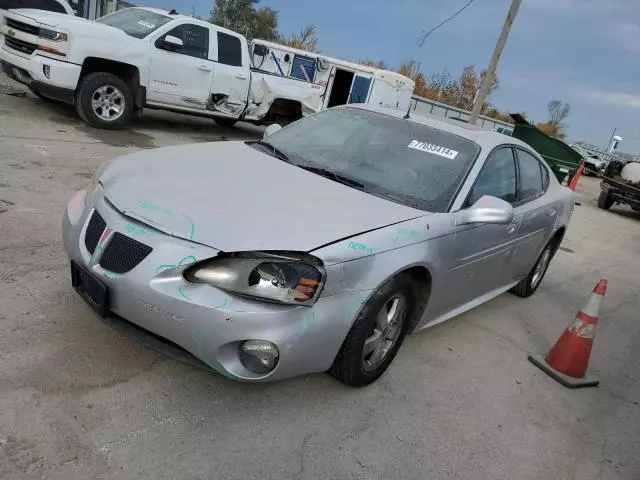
62,104,574,386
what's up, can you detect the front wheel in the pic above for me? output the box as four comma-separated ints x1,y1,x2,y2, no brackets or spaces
75,72,133,130
597,190,614,210
511,242,554,298
329,274,415,387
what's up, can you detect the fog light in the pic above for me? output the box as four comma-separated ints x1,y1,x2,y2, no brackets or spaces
238,340,279,374
43,64,51,79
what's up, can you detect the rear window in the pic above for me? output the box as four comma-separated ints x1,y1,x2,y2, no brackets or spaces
1,0,67,13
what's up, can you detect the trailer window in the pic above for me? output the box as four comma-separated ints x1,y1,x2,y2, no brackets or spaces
217,32,242,67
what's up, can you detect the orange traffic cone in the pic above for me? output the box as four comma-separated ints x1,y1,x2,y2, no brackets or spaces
561,172,570,187
569,163,585,190
528,279,607,388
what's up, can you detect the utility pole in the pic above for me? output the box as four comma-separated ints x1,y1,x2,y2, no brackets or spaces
469,0,521,124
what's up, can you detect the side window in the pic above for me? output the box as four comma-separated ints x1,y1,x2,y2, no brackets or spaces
467,147,517,206
158,24,209,60
516,149,544,202
217,31,242,66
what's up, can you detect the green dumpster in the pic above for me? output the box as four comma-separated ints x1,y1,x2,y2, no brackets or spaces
510,114,583,183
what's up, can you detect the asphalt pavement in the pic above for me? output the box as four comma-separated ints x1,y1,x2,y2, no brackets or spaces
1,71,639,480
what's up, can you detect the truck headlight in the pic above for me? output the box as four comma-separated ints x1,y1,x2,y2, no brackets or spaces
39,28,68,41
185,252,325,305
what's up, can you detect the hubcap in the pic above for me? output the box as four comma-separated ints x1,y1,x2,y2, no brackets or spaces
362,295,407,371
531,247,552,289
91,85,125,121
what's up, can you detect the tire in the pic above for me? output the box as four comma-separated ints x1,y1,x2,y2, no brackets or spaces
597,190,614,210
511,242,554,298
75,72,133,130
214,118,238,128
329,274,415,387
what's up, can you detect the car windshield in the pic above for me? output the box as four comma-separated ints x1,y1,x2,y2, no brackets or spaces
263,108,480,212
96,8,172,39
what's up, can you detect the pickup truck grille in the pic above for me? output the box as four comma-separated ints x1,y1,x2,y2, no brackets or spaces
4,36,37,55
6,18,40,36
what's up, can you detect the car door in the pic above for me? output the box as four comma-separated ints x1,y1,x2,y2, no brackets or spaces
147,22,214,109
208,30,249,117
446,147,523,309
508,148,557,280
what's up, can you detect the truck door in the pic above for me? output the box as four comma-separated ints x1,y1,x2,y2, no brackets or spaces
208,30,249,117
148,22,214,109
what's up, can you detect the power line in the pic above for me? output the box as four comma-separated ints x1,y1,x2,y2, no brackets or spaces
417,0,478,47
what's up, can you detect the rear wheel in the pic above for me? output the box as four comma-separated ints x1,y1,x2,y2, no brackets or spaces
511,242,554,298
597,190,614,210
329,274,415,387
75,72,133,130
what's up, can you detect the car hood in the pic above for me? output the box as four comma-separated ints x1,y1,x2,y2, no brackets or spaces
100,142,426,252
9,9,127,37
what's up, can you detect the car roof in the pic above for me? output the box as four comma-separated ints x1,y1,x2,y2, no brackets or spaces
343,103,536,154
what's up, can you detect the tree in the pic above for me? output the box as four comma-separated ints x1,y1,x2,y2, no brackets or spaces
278,25,319,52
536,100,570,139
359,59,388,70
210,0,278,41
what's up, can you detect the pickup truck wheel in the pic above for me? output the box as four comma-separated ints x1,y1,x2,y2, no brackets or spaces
214,118,237,128
597,191,614,210
75,73,133,129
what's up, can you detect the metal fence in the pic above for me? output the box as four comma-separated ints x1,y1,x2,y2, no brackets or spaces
411,95,514,134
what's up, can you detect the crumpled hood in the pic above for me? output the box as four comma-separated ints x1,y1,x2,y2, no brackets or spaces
100,142,426,252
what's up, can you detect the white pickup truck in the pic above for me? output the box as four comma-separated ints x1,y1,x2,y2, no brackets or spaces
0,6,328,129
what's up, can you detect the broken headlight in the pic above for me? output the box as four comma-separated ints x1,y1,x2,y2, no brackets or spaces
185,252,325,306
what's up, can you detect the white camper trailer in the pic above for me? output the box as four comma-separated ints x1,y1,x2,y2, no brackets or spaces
250,39,415,113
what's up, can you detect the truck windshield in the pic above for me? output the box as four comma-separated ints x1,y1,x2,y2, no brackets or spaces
96,8,172,39
263,107,480,212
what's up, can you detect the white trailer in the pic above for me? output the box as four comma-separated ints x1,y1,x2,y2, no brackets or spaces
250,39,415,113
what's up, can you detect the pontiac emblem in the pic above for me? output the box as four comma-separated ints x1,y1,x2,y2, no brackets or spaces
6,28,16,37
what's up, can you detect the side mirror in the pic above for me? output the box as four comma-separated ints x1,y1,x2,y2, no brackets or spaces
263,123,282,138
253,44,269,56
455,195,513,226
160,35,183,50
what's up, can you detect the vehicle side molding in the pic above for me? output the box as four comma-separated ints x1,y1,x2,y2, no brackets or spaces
455,195,514,226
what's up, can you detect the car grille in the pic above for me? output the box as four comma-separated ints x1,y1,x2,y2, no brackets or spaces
4,36,37,55
85,211,106,254
99,232,152,274
6,18,40,36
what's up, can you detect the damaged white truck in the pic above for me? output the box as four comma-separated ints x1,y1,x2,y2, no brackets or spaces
0,6,414,129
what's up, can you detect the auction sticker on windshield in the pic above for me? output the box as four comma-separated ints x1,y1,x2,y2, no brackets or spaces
407,140,459,159
137,21,156,29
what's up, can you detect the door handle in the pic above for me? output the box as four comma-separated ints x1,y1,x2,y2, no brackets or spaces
507,223,517,234
198,65,212,72
548,209,557,217
235,74,248,80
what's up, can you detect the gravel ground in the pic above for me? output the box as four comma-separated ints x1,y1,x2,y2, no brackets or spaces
1,71,639,480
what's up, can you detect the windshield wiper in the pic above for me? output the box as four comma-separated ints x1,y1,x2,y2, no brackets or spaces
250,140,291,162
296,165,365,190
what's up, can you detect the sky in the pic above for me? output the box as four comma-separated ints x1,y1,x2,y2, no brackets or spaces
138,0,640,154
